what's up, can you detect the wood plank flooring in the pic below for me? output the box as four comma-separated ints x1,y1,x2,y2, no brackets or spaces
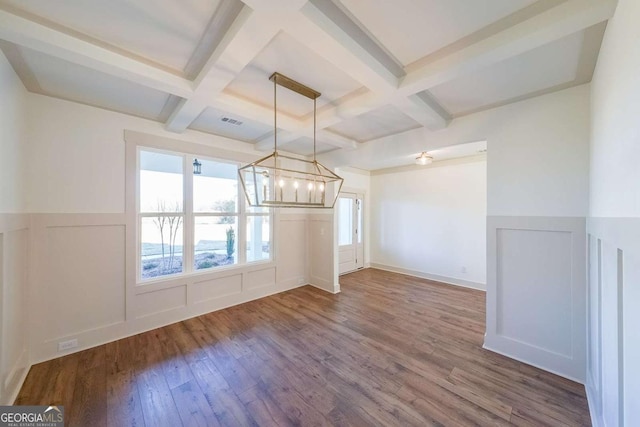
16,268,591,426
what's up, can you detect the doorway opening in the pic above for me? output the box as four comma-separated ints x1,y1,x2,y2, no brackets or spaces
338,192,364,275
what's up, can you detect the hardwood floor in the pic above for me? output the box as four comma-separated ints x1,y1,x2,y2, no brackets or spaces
16,268,591,426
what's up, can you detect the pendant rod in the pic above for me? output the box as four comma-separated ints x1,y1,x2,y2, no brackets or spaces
313,97,317,162
273,76,277,154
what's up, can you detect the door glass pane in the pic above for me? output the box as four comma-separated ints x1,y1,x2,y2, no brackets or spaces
247,215,270,262
140,150,183,213
194,216,238,270
194,159,238,213
141,216,184,279
357,198,363,244
338,197,353,246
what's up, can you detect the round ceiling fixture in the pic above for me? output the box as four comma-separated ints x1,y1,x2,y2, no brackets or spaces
415,152,433,165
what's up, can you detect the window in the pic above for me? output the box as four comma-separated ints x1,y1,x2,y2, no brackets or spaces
138,148,272,281
338,197,353,246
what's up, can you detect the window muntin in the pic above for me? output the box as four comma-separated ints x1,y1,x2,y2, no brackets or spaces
138,148,272,282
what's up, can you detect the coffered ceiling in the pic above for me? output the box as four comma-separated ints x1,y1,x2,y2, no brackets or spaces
0,0,616,167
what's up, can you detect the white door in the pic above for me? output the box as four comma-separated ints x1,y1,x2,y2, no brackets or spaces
338,193,364,275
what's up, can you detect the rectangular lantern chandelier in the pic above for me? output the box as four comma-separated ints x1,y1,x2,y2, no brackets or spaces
239,72,343,208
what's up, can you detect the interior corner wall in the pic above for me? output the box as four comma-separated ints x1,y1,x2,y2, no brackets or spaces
0,50,26,213
0,50,30,405
369,157,486,290
485,85,590,383
587,0,640,424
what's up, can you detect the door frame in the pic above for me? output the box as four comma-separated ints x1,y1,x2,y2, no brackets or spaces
337,190,365,275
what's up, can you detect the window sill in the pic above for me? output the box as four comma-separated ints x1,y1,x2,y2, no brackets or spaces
135,258,275,289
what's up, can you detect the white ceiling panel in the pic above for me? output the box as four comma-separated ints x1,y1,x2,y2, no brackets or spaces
189,107,273,143
224,31,363,118
19,46,170,120
327,104,421,142
429,31,585,116
278,137,337,157
336,0,536,66
0,0,221,72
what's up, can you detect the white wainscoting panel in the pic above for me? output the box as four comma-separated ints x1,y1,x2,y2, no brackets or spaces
0,214,30,405
28,212,311,364
486,216,586,382
309,214,338,293
276,217,307,288
135,285,187,319
43,224,126,339
496,228,573,357
192,274,242,304
246,267,276,291
587,234,603,421
587,218,639,427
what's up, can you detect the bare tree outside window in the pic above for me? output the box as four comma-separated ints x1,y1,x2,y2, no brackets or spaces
144,200,183,277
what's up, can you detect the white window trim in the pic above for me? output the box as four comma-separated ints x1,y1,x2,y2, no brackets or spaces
125,131,275,288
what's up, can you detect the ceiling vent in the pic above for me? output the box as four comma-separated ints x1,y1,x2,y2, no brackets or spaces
221,117,243,126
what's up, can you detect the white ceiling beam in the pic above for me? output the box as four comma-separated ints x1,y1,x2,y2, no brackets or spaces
254,128,357,152
240,0,308,12
391,94,451,130
317,130,358,150
212,91,357,151
0,8,193,97
213,91,300,131
286,0,450,131
399,0,617,96
289,1,398,94
165,6,284,132
255,130,296,152
298,0,615,135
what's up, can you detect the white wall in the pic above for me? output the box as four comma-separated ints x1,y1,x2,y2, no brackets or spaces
369,156,486,290
0,51,30,405
20,94,312,363
0,50,26,213
25,94,261,213
487,87,590,217
322,87,590,218
484,86,589,383
588,0,640,424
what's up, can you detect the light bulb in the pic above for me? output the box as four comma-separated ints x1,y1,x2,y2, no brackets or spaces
278,179,285,188
307,182,314,190
293,181,299,189
319,183,325,192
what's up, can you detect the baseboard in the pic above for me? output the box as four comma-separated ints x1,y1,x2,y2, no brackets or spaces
369,263,485,291
3,360,31,405
308,282,341,294
482,342,583,384
585,381,602,427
